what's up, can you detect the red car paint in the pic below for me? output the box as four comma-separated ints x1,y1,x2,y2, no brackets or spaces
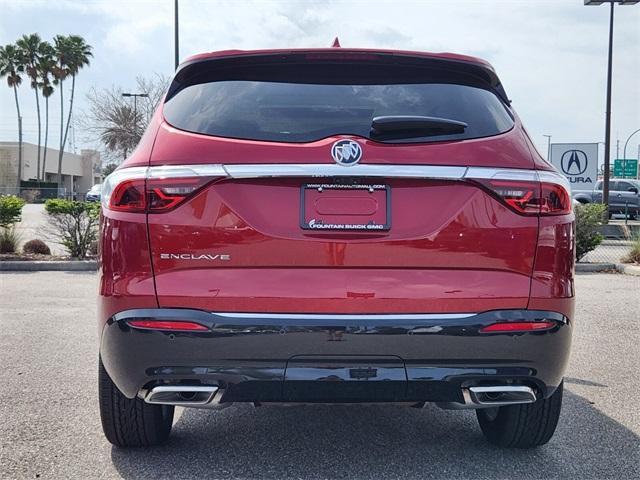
99,47,574,325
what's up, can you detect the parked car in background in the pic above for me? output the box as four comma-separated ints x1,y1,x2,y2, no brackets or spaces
85,183,102,202
98,47,575,449
572,179,640,219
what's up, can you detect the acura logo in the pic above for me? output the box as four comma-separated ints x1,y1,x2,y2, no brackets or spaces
331,140,362,166
560,150,588,176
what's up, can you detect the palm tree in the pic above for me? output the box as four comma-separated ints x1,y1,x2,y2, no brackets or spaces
52,35,70,191
0,44,25,189
55,35,92,193
99,104,138,160
16,33,45,182
38,42,55,182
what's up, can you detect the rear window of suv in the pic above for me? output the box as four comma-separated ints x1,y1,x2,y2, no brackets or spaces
163,63,514,144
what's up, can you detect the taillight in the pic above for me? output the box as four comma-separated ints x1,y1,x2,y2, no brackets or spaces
110,179,146,212
147,177,213,212
127,320,209,331
479,321,556,333
102,165,225,213
470,171,571,216
476,179,540,215
539,181,572,215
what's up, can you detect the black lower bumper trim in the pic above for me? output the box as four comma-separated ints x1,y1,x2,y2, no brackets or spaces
100,309,570,401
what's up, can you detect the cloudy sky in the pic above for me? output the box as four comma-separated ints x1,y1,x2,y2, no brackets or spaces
1,0,638,162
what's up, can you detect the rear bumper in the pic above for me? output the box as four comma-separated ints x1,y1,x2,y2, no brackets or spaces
100,308,572,403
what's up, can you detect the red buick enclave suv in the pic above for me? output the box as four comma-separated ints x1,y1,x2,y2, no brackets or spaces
98,47,574,449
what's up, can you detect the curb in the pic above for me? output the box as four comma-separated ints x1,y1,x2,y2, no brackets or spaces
0,260,97,272
576,263,640,275
575,263,617,272
616,264,640,276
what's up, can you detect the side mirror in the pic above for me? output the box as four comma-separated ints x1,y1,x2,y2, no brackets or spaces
628,187,639,194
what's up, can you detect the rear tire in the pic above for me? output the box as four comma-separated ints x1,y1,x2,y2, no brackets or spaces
99,358,174,447
476,381,563,448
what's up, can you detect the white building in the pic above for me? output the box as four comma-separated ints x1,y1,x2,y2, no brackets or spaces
0,142,101,196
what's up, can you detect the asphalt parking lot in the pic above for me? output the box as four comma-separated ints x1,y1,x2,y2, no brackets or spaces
0,272,638,479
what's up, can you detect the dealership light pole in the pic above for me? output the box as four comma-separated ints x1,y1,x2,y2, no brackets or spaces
584,1,639,219
622,128,640,160
122,93,149,137
622,127,640,179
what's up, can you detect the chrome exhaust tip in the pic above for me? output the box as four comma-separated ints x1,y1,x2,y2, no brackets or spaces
437,385,537,410
468,386,537,406
145,385,219,406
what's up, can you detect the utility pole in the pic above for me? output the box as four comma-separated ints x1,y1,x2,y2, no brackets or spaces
603,1,614,218
174,0,179,70
585,0,640,221
16,116,22,191
122,93,149,138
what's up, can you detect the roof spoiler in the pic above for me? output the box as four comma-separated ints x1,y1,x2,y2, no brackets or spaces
168,50,510,105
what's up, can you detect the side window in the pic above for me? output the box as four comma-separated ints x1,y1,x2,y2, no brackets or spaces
618,182,637,192
594,181,603,191
609,181,619,191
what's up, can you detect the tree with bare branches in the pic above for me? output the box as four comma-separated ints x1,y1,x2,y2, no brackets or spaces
81,74,168,163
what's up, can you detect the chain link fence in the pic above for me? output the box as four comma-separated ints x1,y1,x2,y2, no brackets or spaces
579,216,639,264
0,186,89,201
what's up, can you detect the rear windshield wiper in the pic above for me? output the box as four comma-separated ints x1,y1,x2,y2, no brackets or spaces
370,115,468,140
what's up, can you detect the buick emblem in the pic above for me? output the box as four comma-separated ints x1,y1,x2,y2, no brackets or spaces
331,140,362,166
560,150,588,176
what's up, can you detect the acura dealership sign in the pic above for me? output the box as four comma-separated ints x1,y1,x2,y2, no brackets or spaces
550,143,598,189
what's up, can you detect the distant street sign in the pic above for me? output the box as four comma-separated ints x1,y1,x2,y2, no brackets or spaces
613,159,638,178
550,143,599,190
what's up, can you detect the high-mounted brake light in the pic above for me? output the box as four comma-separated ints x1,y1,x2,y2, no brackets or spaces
479,321,556,333
127,320,209,331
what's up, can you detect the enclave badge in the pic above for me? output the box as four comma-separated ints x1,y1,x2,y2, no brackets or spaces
160,253,231,261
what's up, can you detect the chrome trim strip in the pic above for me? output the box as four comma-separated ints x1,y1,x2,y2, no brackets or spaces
224,164,468,179
211,312,475,320
537,169,572,190
465,167,538,182
105,165,571,200
147,164,228,178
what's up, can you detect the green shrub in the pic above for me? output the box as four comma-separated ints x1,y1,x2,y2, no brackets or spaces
575,203,607,261
20,189,41,203
0,195,26,228
102,163,117,177
22,239,51,255
0,227,22,254
44,199,100,258
622,236,640,264
88,239,99,256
